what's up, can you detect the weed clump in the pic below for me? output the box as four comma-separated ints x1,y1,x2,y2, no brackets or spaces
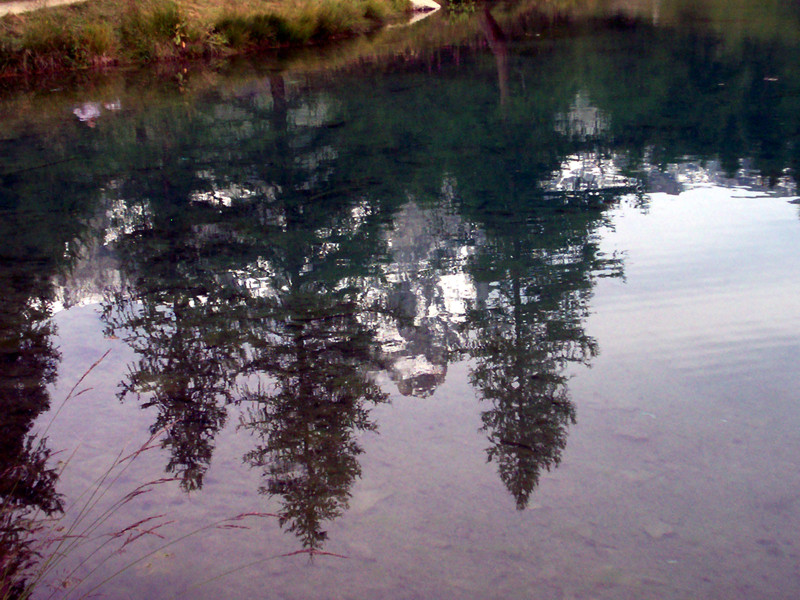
120,0,187,61
214,13,295,47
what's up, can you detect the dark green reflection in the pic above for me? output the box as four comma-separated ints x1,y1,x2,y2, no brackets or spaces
98,231,240,479
98,73,398,545
233,77,394,549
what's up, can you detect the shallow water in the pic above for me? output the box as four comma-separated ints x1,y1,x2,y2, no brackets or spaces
2,2,800,598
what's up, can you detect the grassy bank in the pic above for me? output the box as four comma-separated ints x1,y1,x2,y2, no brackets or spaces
0,0,412,75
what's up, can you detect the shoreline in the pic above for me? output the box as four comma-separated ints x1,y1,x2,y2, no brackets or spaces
0,0,440,78
0,0,438,18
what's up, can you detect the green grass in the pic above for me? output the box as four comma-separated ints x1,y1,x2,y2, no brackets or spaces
0,0,412,75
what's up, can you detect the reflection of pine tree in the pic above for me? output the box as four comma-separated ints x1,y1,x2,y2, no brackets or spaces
0,278,59,483
103,285,246,492
470,329,580,510
0,150,97,507
231,176,394,549
466,202,615,509
0,436,62,596
241,288,387,551
0,297,62,592
232,134,393,550
229,72,394,546
102,199,251,492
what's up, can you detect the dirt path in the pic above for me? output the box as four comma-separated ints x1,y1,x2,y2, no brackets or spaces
0,0,86,17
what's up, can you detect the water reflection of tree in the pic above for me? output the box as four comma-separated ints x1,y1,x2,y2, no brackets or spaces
103,288,246,492
101,202,251,492
241,287,387,551
462,193,621,509
234,85,393,546
321,42,629,508
414,31,626,506
466,18,595,509
99,74,397,547
235,200,391,550
0,436,62,597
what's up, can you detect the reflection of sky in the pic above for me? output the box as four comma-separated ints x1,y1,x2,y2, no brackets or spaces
590,186,800,382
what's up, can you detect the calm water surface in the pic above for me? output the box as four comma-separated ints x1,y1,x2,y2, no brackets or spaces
2,1,800,598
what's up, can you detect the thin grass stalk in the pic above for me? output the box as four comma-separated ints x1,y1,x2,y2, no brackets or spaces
29,448,130,598
49,479,178,598
1,352,111,600
37,350,112,442
0,350,177,599
2,349,287,599
73,512,279,600
35,427,178,598
48,429,170,558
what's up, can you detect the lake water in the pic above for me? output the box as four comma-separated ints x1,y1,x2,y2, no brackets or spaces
2,1,800,598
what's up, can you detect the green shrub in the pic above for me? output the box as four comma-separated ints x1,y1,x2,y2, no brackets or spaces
363,0,389,22
149,1,182,38
120,0,186,61
0,0,411,74
21,17,69,54
79,22,117,56
214,13,295,47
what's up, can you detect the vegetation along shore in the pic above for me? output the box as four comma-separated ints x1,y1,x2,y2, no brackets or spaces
0,0,428,76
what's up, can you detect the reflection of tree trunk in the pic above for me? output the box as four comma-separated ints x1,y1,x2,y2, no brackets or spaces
481,7,509,111
652,0,660,25
270,73,287,128
270,73,290,187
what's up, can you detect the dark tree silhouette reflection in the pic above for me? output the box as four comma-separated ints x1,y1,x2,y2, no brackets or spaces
101,203,251,492
461,190,624,509
241,288,387,551
233,88,393,547
103,288,245,492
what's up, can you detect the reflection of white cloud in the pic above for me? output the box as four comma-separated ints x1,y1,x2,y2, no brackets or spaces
658,161,797,196
555,92,608,138
392,355,445,379
73,102,101,122
289,97,331,127
365,198,482,397
390,355,446,398
350,199,374,229
51,195,127,312
545,152,636,192
229,258,281,300
104,196,153,244
431,273,474,322
51,293,107,314
191,171,261,207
